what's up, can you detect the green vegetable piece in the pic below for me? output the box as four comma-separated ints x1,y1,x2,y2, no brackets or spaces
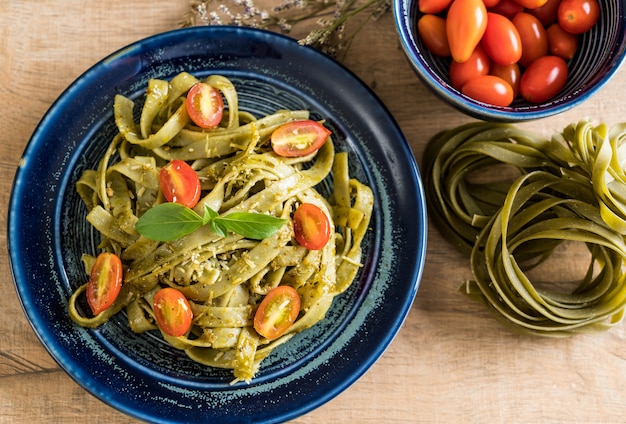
135,202,286,242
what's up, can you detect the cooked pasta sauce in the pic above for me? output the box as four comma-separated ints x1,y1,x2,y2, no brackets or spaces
68,72,373,382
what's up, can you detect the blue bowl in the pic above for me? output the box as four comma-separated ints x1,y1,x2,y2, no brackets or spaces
393,0,626,121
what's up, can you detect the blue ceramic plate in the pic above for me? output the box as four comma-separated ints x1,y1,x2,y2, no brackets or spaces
8,27,427,423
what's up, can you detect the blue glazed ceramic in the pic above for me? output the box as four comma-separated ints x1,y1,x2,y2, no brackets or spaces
393,0,626,121
8,26,427,423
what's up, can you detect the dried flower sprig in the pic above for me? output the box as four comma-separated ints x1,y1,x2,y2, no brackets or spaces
181,0,392,59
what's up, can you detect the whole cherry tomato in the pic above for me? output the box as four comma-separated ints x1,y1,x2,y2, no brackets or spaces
481,13,522,65
546,23,579,59
254,286,301,340
271,120,331,157
159,159,201,208
527,0,562,25
419,0,453,14
446,0,488,63
418,14,451,57
153,287,193,337
450,45,490,90
86,252,123,316
557,0,600,34
512,0,548,8
483,0,501,7
512,12,548,68
488,0,523,19
519,55,568,103
489,62,521,97
462,75,515,107
186,82,224,129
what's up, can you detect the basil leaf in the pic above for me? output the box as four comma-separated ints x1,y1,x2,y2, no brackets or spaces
203,204,218,225
210,220,229,238
215,212,286,240
135,202,203,241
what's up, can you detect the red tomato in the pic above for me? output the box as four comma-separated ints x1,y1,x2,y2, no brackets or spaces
446,0,488,63
153,288,193,337
418,15,450,57
461,75,515,107
159,160,201,208
557,0,600,34
488,0,523,19
512,12,548,68
186,82,224,129
271,120,331,157
293,203,331,250
86,252,123,315
519,55,568,103
450,45,490,90
483,0,501,7
489,62,521,97
254,286,300,340
546,23,579,59
419,0,453,14
512,0,548,8
527,0,562,25
481,13,522,65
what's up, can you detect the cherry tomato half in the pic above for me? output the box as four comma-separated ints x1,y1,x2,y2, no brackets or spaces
153,287,193,337
86,252,123,315
527,0,562,26
462,75,515,107
446,0,488,63
419,0,453,14
558,0,599,34
271,120,331,157
254,286,300,340
418,14,451,57
186,82,224,129
546,22,579,59
513,12,548,68
481,13,522,66
450,45,490,90
519,55,568,103
159,159,201,208
293,203,331,250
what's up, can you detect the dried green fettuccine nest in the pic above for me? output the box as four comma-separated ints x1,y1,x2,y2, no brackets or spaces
423,121,626,337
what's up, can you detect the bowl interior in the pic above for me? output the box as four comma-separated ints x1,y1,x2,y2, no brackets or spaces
395,0,626,119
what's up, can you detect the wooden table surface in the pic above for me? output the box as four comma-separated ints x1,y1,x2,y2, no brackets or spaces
2,1,626,423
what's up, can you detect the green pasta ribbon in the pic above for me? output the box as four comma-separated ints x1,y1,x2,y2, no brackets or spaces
423,121,626,336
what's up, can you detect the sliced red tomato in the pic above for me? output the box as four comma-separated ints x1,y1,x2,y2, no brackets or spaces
186,82,224,129
557,0,599,34
462,75,515,107
86,252,123,315
153,288,193,337
546,23,579,59
254,286,301,340
481,13,522,66
450,45,490,90
418,14,451,57
446,0,488,63
519,55,568,103
159,159,201,208
293,203,331,250
271,120,331,157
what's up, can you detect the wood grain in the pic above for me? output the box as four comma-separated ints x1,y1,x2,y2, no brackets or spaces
2,1,626,423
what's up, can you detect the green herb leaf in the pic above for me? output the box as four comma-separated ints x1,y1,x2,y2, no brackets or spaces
135,203,287,242
135,202,203,241
214,212,287,240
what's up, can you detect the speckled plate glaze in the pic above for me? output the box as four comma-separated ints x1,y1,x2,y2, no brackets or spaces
8,26,427,423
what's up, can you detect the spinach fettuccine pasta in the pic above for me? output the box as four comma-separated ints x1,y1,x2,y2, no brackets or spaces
68,72,373,382
424,121,626,337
